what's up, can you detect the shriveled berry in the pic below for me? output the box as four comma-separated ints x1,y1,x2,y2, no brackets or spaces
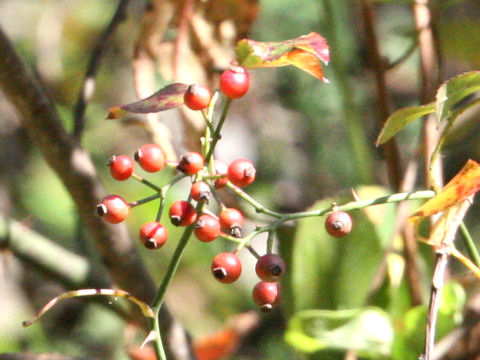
134,144,166,172
96,195,130,224
219,208,245,238
191,181,211,203
169,200,197,226
184,84,212,110
255,254,286,282
325,211,353,237
252,281,281,312
177,152,204,175
220,66,250,99
194,214,221,242
139,221,167,249
108,155,134,181
211,252,242,283
227,158,256,187
213,160,228,189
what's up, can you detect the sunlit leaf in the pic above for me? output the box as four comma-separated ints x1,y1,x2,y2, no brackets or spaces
236,32,330,81
436,71,480,125
376,103,435,145
410,159,480,220
106,83,189,119
285,307,393,357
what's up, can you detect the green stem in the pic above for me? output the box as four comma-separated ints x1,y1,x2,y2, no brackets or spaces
152,314,167,360
129,193,161,207
234,190,436,251
226,182,283,218
282,190,435,221
460,222,480,267
131,173,162,192
204,98,232,164
151,225,194,310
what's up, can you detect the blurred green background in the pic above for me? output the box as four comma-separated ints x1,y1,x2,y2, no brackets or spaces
1,0,480,359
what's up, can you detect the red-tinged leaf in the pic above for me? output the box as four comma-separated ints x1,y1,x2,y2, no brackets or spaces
235,32,330,81
106,83,189,119
107,106,128,119
410,159,480,220
376,103,435,145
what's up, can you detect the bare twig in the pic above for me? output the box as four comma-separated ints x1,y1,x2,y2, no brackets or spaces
413,0,442,189
359,0,403,190
424,248,449,360
73,0,132,139
359,0,424,306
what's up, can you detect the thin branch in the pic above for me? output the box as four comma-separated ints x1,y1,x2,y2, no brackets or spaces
0,214,143,325
0,25,193,360
73,0,131,139
423,249,449,360
0,24,155,303
358,0,403,190
413,0,442,189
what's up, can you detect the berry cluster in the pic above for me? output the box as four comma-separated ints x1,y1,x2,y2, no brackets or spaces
97,65,354,312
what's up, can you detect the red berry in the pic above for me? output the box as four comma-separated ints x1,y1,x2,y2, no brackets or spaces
108,155,134,181
194,214,221,242
227,158,256,187
214,160,228,189
184,84,212,110
177,152,204,175
252,281,281,312
220,66,250,99
219,208,244,237
139,221,167,249
96,195,130,224
255,254,286,282
134,144,166,173
191,181,211,203
169,200,197,226
325,211,353,238
211,252,242,283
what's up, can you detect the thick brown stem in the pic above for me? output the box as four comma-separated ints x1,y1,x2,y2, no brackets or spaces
0,26,193,360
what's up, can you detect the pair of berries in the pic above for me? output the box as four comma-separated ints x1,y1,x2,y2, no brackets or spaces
183,66,251,111
210,252,285,311
253,254,285,312
108,144,166,181
193,207,245,243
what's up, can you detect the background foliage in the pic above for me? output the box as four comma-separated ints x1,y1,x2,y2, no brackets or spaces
2,0,480,359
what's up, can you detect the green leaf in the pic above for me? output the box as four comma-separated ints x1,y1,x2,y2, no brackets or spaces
376,103,435,145
392,281,465,360
436,71,480,125
235,32,330,81
285,307,393,357
285,192,386,312
107,83,189,119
